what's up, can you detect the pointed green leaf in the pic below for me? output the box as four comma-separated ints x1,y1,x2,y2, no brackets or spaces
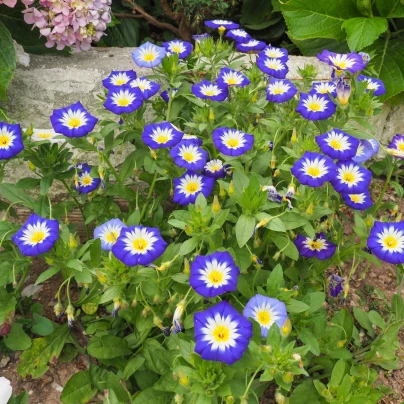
60,371,97,404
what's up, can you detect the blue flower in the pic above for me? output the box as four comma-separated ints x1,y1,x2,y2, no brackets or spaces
294,233,336,260
203,159,226,179
102,70,136,89
182,134,203,146
352,139,379,163
74,164,101,194
315,129,360,160
388,134,404,159
336,78,351,107
341,191,373,210
129,77,161,100
142,122,183,149
112,225,167,266
327,274,344,298
169,140,208,170
204,20,239,30
331,161,372,194
192,33,210,41
291,152,336,187
173,171,215,205
50,102,98,138
194,300,252,365
162,40,192,59
217,67,250,88
225,29,251,42
104,88,143,115
257,56,288,79
259,46,288,61
367,221,404,264
192,80,228,101
94,219,127,251
190,251,240,297
132,42,166,68
0,122,24,160
312,82,337,98
357,75,386,96
296,92,336,121
12,214,59,256
243,294,288,338
212,127,254,156
236,39,266,52
317,50,367,74
266,79,297,103
160,88,178,103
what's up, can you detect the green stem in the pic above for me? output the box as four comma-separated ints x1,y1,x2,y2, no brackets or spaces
167,88,173,121
14,264,31,295
242,363,264,400
376,160,395,208
103,153,122,185
139,171,159,223
60,179,90,240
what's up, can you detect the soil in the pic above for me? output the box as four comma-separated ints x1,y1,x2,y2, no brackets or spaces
1,181,404,404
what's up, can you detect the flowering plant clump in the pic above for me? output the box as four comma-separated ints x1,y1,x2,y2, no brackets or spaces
1,21,404,404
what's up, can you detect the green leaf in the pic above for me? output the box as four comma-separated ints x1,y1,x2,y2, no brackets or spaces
35,266,61,285
119,152,136,182
286,299,310,313
87,335,131,359
375,0,404,17
17,324,70,378
89,365,129,402
281,0,361,41
4,322,31,350
0,20,16,101
179,237,199,255
8,391,28,404
368,310,386,330
289,380,320,404
297,328,320,355
143,340,170,375
60,371,97,404
0,183,35,208
99,285,124,304
266,264,284,297
123,356,145,379
329,360,347,389
241,0,273,25
353,307,375,337
342,17,387,51
236,214,255,247
0,288,16,331
40,176,54,196
272,235,299,260
91,238,102,267
291,37,349,56
307,292,325,314
267,217,287,232
132,388,171,404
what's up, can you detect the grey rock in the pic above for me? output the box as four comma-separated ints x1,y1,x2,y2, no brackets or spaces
21,284,43,298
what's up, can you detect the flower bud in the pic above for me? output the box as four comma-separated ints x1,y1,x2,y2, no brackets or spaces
275,392,286,404
260,345,272,353
169,228,177,238
212,195,221,214
225,396,235,404
184,257,190,275
209,108,215,122
54,302,64,318
172,300,185,334
150,149,157,160
96,270,107,284
273,251,281,261
174,394,184,404
26,125,34,136
157,262,170,271
270,155,276,169
306,202,314,215
66,304,75,327
28,161,36,171
218,25,226,35
337,340,347,348
131,298,137,307
343,281,349,298
219,184,226,199
112,296,120,317
273,169,280,177
283,372,294,383
69,233,78,248
291,127,297,143
164,307,171,318
286,184,295,199
336,78,351,108
281,318,292,337
153,294,160,304
184,224,193,235
228,181,235,196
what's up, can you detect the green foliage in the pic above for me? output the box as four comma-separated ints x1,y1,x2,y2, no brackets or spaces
0,20,15,101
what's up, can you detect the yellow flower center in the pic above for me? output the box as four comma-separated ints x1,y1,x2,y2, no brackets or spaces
398,144,404,152
183,152,195,162
257,310,271,325
273,89,285,94
268,52,278,58
307,167,321,177
211,165,221,171
343,173,355,183
68,118,81,128
329,140,342,150
31,231,45,243
208,270,223,285
213,325,230,342
106,231,118,243
0,135,11,146
384,236,398,249
185,181,199,193
268,63,278,70
308,240,323,250
144,53,155,61
81,176,92,186
133,237,148,251
227,78,238,85
115,79,127,85
319,89,328,94
117,98,130,107
205,90,216,96
226,138,239,148
335,61,346,69
156,135,169,144
172,46,182,53
308,103,321,111
138,84,146,90
350,195,361,203
38,133,52,139
218,26,226,32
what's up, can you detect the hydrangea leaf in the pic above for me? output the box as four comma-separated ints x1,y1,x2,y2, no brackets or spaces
375,0,404,17
281,0,361,41
366,36,404,101
342,17,388,51
0,21,16,101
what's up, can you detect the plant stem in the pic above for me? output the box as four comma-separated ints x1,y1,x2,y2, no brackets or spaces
242,363,264,400
14,264,30,295
103,153,123,185
376,160,395,208
139,171,158,223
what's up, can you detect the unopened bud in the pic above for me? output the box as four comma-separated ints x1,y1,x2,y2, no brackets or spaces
28,161,36,171
291,127,297,143
69,233,78,248
228,181,235,196
275,392,286,404
66,304,75,327
150,149,157,160
219,184,226,199
270,155,276,169
337,340,347,348
281,318,292,337
260,345,272,353
153,294,160,304
174,394,184,404
365,215,373,228
306,202,314,215
283,372,294,383
209,108,215,122
184,224,193,235
184,257,190,275
212,195,221,214
96,270,107,284
273,251,281,261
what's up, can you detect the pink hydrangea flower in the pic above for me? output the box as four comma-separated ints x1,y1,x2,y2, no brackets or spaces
0,0,17,7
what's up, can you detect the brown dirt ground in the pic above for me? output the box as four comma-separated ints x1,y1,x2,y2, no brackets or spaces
1,182,404,404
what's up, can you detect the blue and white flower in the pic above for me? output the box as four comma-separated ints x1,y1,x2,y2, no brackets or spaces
236,39,266,52
160,88,178,103
173,171,215,205
352,139,379,163
132,42,166,68
331,161,372,194
357,75,386,96
0,122,24,160
294,233,337,260
204,20,239,30
190,251,240,297
102,70,136,89
182,134,203,146
257,57,288,79
266,79,297,103
312,82,337,97
243,295,288,338
341,191,372,210
194,300,252,365
212,127,254,156
104,87,143,115
225,29,251,42
317,50,367,74
367,221,404,264
169,140,208,170
291,152,335,187
328,274,344,297
296,92,336,121
192,80,228,101
31,128,62,143
112,225,167,266
192,33,210,41
94,218,127,251
74,164,101,194
388,134,404,159
12,214,59,256
203,159,226,179
315,129,360,160
129,77,161,100
142,122,183,149
217,67,250,88
162,40,192,59
260,46,288,61
50,102,98,138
